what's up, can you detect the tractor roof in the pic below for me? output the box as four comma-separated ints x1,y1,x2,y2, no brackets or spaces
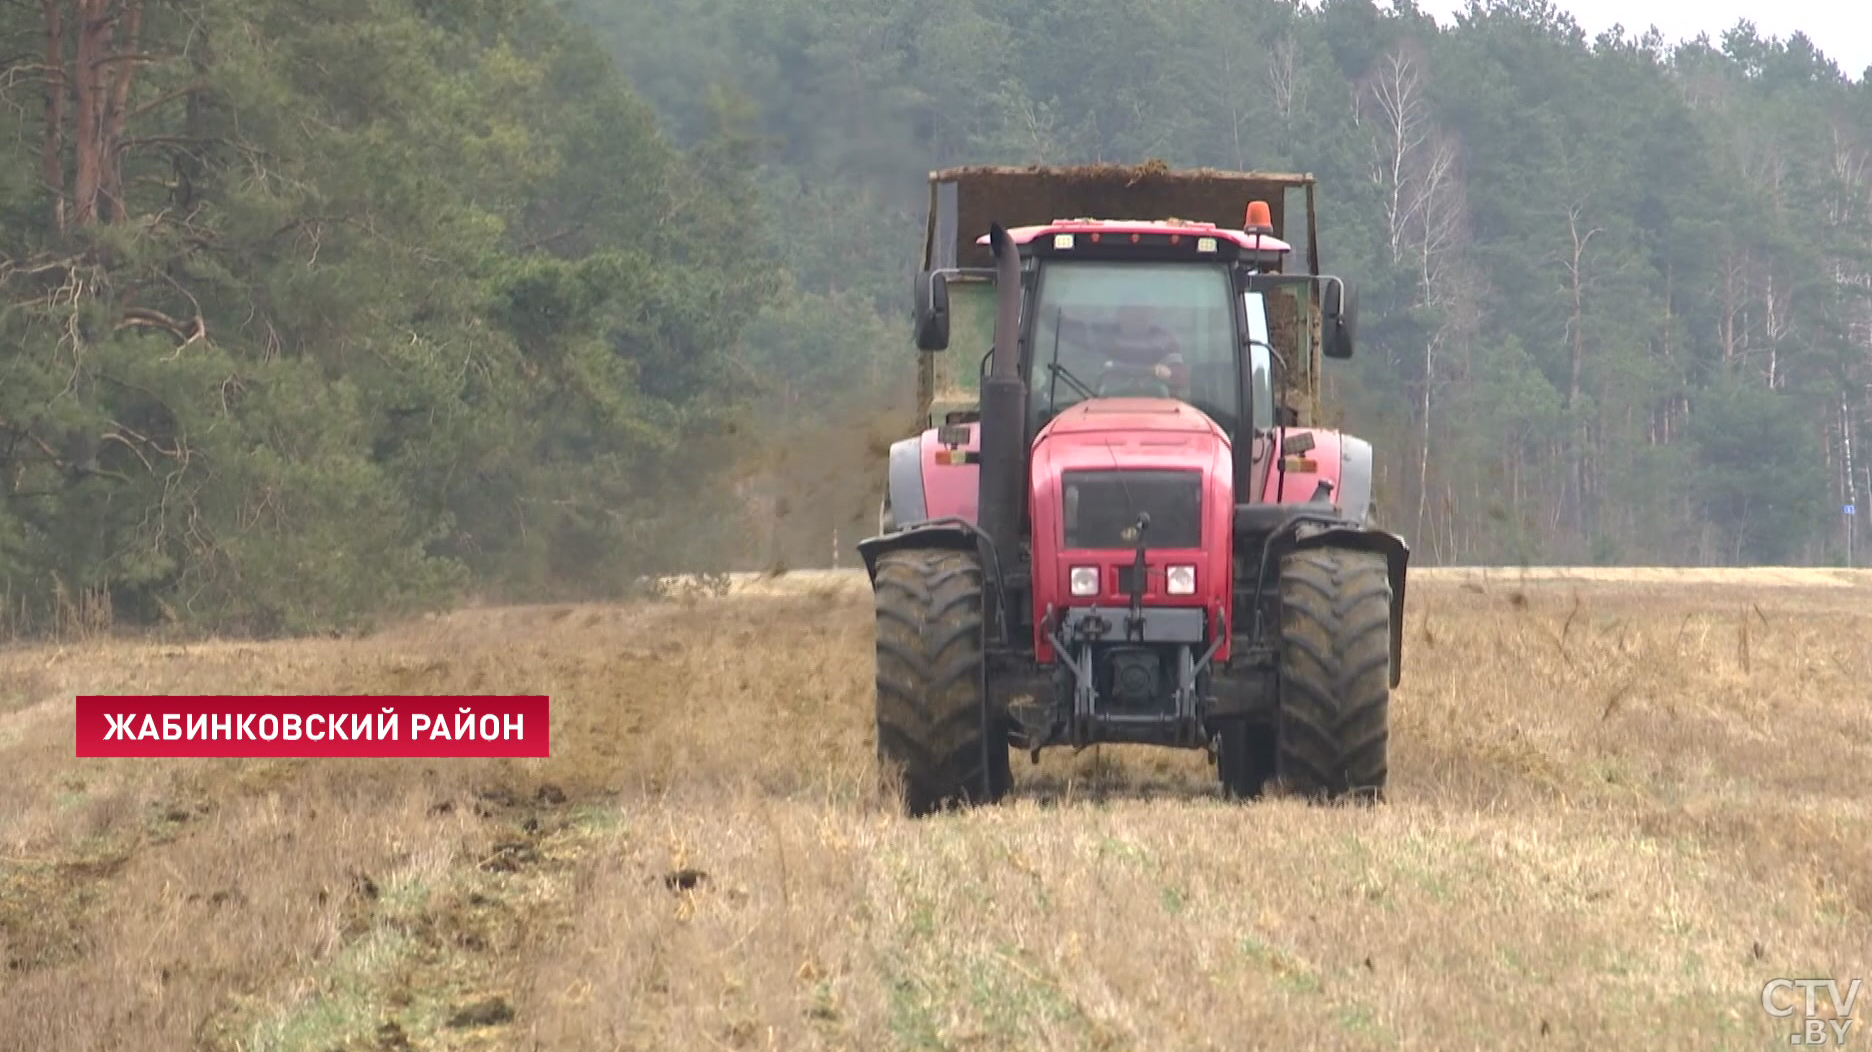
977,218,1292,254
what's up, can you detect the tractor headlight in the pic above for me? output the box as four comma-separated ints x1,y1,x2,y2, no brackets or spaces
1166,565,1196,596
1070,566,1099,597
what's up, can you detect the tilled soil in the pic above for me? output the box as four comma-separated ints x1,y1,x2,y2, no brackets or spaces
3,569,1871,1050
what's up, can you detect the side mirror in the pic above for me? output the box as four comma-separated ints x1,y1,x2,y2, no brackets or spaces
914,270,950,352
1321,277,1357,360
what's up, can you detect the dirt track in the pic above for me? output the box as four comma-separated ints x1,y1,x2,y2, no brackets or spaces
3,568,1872,1050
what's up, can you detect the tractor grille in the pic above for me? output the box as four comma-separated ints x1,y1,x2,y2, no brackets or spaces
1062,470,1202,550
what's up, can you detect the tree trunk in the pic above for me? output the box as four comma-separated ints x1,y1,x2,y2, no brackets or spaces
40,0,67,233
100,0,144,223
1564,207,1599,540
70,0,104,226
1843,395,1858,564
55,0,145,228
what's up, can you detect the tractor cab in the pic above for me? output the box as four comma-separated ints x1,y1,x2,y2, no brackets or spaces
990,206,1293,448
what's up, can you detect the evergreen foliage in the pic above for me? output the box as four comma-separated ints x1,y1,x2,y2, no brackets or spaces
5,0,1868,636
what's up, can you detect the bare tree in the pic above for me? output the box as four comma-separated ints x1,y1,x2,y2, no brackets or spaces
1756,267,1792,389
1267,34,1304,125
1413,132,1465,296
1357,42,1480,557
1716,247,1748,364
1841,395,1858,562
1409,132,1477,555
1358,43,1432,266
1822,123,1872,561
1567,204,1604,533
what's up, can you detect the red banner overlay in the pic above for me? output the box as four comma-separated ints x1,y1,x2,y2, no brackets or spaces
74,695,551,758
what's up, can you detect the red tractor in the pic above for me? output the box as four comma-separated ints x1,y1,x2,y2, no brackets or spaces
859,164,1409,814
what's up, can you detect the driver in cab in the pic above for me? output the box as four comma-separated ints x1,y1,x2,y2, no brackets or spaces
1100,305,1189,398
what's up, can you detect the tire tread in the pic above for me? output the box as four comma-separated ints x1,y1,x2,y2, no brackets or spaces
873,548,1009,815
1273,546,1392,801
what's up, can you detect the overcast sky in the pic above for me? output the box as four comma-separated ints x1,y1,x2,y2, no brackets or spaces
1411,0,1872,79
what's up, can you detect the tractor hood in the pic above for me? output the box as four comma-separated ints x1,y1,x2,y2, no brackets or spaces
1033,396,1235,494
1028,399,1233,534
1027,397,1235,663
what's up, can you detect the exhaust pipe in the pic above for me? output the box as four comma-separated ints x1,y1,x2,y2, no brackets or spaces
987,222,1022,383
977,223,1027,603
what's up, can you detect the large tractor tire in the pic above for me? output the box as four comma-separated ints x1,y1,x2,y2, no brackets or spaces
1272,546,1391,801
872,547,1011,816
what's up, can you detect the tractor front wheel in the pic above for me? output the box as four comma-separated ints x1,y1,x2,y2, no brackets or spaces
872,547,1009,816
1273,546,1392,801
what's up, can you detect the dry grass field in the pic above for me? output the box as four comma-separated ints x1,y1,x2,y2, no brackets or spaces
3,567,1872,1050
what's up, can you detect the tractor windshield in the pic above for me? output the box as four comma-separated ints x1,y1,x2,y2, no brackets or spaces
1029,260,1240,433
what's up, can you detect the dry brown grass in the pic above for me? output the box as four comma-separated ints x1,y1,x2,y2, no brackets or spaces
3,570,1871,1050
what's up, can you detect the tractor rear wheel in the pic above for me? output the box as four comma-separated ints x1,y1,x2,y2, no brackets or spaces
1273,546,1391,801
872,547,1009,816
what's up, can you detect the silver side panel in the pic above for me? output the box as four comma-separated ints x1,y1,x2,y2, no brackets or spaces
1338,434,1375,526
884,436,929,530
